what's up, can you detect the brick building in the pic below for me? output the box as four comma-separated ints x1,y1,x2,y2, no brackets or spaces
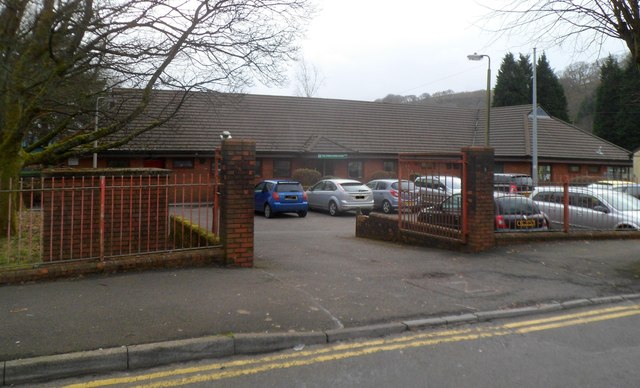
78,89,632,183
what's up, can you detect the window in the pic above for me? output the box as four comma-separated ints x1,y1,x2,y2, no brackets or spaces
348,161,363,179
569,165,580,173
273,160,291,178
538,165,551,182
255,159,262,177
383,160,396,173
588,166,600,174
173,159,194,169
607,166,630,179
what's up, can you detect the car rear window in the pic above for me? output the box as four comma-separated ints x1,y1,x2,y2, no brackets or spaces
495,196,539,215
391,181,416,190
513,176,533,187
340,182,370,192
276,183,303,192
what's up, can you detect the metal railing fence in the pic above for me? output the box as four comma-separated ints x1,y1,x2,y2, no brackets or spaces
0,173,221,270
397,153,467,242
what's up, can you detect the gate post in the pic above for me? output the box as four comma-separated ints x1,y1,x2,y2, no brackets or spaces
462,147,495,252
220,139,255,267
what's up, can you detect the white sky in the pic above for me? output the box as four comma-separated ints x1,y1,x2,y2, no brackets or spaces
249,0,629,102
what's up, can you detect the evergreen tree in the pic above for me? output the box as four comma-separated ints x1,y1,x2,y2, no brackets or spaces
614,61,640,150
536,53,570,121
593,56,624,144
493,53,530,107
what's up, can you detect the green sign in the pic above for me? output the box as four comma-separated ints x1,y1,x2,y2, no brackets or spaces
317,154,348,159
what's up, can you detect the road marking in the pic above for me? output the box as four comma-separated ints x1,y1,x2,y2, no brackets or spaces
66,304,640,388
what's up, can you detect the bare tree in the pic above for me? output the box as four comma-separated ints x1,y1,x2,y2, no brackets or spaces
0,0,311,232
485,1,640,67
294,58,323,97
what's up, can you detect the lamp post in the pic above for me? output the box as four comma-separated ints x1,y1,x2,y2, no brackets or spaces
467,53,491,147
94,96,105,168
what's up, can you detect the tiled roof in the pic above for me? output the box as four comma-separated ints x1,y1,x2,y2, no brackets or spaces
113,89,631,163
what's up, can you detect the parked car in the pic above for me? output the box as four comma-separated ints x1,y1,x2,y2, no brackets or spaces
413,175,462,205
531,186,640,230
254,180,308,218
494,173,534,196
306,178,373,216
366,179,420,214
417,192,549,232
613,183,640,199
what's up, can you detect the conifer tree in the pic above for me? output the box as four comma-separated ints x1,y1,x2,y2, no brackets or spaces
536,53,569,121
593,56,624,144
493,53,530,107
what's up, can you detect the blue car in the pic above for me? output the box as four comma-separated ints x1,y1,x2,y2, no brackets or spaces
254,180,308,218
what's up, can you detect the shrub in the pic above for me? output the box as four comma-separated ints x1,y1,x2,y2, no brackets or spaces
569,175,602,186
292,168,322,187
368,170,397,180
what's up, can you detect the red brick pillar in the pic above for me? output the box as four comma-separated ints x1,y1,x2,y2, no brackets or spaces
462,147,495,252
220,139,255,267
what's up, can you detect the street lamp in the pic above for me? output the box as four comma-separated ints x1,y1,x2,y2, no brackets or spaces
94,96,105,168
467,53,491,147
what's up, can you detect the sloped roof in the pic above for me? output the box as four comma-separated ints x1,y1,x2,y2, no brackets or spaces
114,89,631,163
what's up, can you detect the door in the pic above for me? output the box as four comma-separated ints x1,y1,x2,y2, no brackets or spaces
254,182,268,211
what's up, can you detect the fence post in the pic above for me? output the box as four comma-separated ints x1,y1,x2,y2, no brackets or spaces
99,176,106,261
220,139,255,267
461,147,495,252
562,177,570,233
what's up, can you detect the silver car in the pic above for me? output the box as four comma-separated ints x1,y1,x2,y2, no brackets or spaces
306,179,374,216
413,175,462,205
366,179,420,214
531,186,640,230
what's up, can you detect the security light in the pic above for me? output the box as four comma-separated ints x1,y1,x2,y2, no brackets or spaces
220,131,232,140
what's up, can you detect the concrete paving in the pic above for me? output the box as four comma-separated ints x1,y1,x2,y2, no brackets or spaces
2,211,640,384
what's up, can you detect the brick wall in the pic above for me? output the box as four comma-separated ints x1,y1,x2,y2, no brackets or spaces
462,147,495,252
220,139,255,267
42,169,171,262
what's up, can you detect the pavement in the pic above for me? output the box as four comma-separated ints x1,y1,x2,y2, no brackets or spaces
2,211,640,385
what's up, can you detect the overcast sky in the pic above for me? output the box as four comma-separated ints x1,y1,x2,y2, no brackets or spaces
249,0,629,102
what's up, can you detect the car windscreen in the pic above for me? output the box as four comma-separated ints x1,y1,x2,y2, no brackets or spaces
276,183,303,192
598,190,640,211
495,196,539,215
340,182,370,192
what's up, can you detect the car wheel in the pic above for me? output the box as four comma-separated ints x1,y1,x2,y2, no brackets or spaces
264,204,273,219
298,211,307,218
381,200,392,214
328,201,339,216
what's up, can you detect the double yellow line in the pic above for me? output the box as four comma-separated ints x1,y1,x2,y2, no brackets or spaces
68,304,640,388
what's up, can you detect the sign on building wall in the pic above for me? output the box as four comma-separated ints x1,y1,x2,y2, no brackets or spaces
318,154,348,159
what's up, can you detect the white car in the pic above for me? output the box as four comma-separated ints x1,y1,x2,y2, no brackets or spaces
531,186,640,230
306,179,374,216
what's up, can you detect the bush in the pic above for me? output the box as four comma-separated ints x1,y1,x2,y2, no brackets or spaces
368,170,397,180
569,175,602,186
292,168,322,187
